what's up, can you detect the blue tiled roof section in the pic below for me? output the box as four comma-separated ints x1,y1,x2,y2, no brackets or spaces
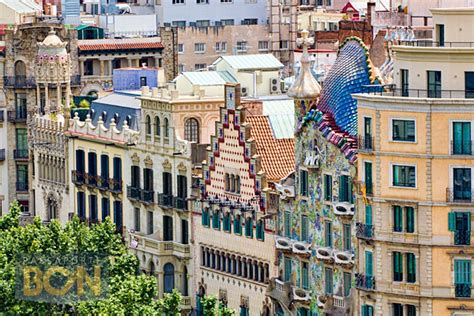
317,40,371,137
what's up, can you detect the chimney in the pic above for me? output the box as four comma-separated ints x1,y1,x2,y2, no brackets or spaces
367,1,376,26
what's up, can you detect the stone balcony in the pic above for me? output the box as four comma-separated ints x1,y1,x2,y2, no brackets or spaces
128,232,191,260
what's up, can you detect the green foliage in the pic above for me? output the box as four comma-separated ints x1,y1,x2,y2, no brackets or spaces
200,295,236,316
0,203,182,315
79,99,90,109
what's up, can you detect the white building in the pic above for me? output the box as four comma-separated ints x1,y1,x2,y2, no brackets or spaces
0,0,41,25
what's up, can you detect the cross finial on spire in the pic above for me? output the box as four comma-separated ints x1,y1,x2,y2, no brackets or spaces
297,29,314,57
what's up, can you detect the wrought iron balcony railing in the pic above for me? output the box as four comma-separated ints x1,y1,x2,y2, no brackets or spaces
398,40,474,48
3,76,36,88
127,186,141,200
358,136,373,152
455,284,471,298
451,141,473,156
454,230,471,246
174,196,188,210
446,188,474,203
7,110,27,122
16,181,29,192
355,273,375,291
13,149,29,160
158,193,173,207
356,222,374,240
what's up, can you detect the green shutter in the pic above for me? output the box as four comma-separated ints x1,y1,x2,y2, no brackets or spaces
301,215,308,241
393,206,402,232
365,205,373,226
348,177,353,203
365,251,373,276
455,260,472,285
449,212,456,231
406,207,415,233
284,211,290,237
407,253,416,283
468,212,471,232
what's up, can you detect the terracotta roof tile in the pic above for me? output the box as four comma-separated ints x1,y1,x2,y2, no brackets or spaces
247,115,294,182
78,38,164,51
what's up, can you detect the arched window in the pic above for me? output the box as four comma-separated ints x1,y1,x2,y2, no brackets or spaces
256,219,264,241
183,266,189,296
14,60,26,86
234,214,242,235
163,263,174,293
154,116,160,136
184,118,199,143
245,217,253,238
235,175,240,193
146,115,151,135
164,118,169,138
149,261,155,275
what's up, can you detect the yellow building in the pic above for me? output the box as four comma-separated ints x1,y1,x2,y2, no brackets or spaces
354,7,474,316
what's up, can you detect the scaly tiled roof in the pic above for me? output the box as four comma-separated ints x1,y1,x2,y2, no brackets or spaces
78,38,164,51
247,115,294,182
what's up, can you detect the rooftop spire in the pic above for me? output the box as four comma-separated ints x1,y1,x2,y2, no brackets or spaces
287,29,321,99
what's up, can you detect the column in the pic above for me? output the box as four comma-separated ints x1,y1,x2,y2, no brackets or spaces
134,59,140,67
127,58,132,68
56,85,61,111
65,82,71,110
236,257,240,276
100,60,105,77
154,57,160,68
36,84,41,112
44,84,49,114
108,60,113,76
79,60,84,76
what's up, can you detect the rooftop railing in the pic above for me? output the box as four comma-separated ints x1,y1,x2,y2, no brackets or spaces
398,40,474,48
362,84,474,99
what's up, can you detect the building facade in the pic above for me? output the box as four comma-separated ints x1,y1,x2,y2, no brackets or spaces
354,7,474,316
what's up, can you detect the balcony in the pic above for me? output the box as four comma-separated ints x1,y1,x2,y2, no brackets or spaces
85,173,98,187
0,149,5,161
7,110,27,122
174,196,188,211
362,84,474,99
451,141,473,156
356,222,374,240
455,284,471,298
16,181,28,192
446,188,473,204
266,278,292,310
127,186,141,200
355,273,375,291
72,171,85,185
358,136,373,152
13,149,29,160
109,178,122,193
398,40,474,48
128,232,191,259
127,186,154,204
70,75,81,86
3,76,36,88
454,230,470,246
141,190,155,204
157,193,173,208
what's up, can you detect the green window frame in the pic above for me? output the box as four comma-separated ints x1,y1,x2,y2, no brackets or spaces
212,210,221,230
324,174,332,201
284,211,291,238
406,304,416,316
339,175,352,202
454,259,472,298
301,261,309,290
453,122,471,155
392,119,415,142
362,305,374,316
301,215,308,242
405,206,415,233
245,217,253,238
406,253,416,283
297,308,309,316
343,224,351,251
393,251,403,282
427,70,441,98
233,215,242,235
300,169,308,196
223,212,231,232
449,211,471,245
393,303,403,316
392,165,416,188
284,256,291,282
343,272,351,297
365,251,373,277
364,161,373,195
325,221,332,248
256,220,264,241
325,267,333,295
365,205,372,226
393,205,403,232
202,208,210,227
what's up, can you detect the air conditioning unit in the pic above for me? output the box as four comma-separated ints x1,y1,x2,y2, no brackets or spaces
270,78,280,94
241,87,248,97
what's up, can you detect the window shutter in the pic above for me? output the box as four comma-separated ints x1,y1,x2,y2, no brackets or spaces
339,176,344,200
365,251,373,276
468,212,471,232
448,212,456,231
365,205,373,226
348,178,353,202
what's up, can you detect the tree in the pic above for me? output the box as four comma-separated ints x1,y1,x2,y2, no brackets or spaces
0,202,182,315
200,295,236,316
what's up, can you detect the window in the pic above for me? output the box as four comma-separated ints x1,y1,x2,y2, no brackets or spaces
133,207,140,232
221,0,233,2
301,261,309,290
234,214,242,235
361,305,374,316
258,41,269,51
449,212,471,245
364,161,373,195
202,208,210,227
172,0,184,3
256,220,264,240
393,205,403,232
212,210,220,230
240,306,249,316
88,152,97,185
406,206,415,233
393,251,403,282
113,157,122,181
401,69,409,96
427,70,441,98
185,118,199,143
436,24,445,46
147,210,153,234
177,43,184,54
339,175,352,202
301,215,308,241
343,224,351,251
300,169,308,196
245,217,253,238
163,215,173,241
194,43,205,53
242,18,257,25
392,119,415,142
77,191,85,218
196,20,210,27
164,118,170,138
325,267,333,294
365,251,373,277
343,272,351,297
363,117,372,148
392,165,416,188
406,305,416,316
143,168,153,192
236,41,247,52
453,122,471,155
146,115,151,135
223,212,231,232
453,168,471,201
178,64,185,73
324,174,332,201
100,154,109,182
365,205,373,227
113,201,123,232
406,253,416,283
16,165,28,191
194,64,206,70
177,174,187,199
16,128,27,151
101,198,109,221
466,72,474,98
220,19,234,26
196,0,209,3
393,303,403,316
181,219,189,244
139,76,147,87
163,263,175,293
15,93,27,118
131,165,140,188
89,195,98,221
284,211,291,237
284,256,291,282
279,40,289,49
154,117,161,137
215,41,228,52
172,21,186,27
325,221,332,247
454,259,472,298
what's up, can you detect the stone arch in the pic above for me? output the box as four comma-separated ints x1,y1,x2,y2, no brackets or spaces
80,83,104,96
